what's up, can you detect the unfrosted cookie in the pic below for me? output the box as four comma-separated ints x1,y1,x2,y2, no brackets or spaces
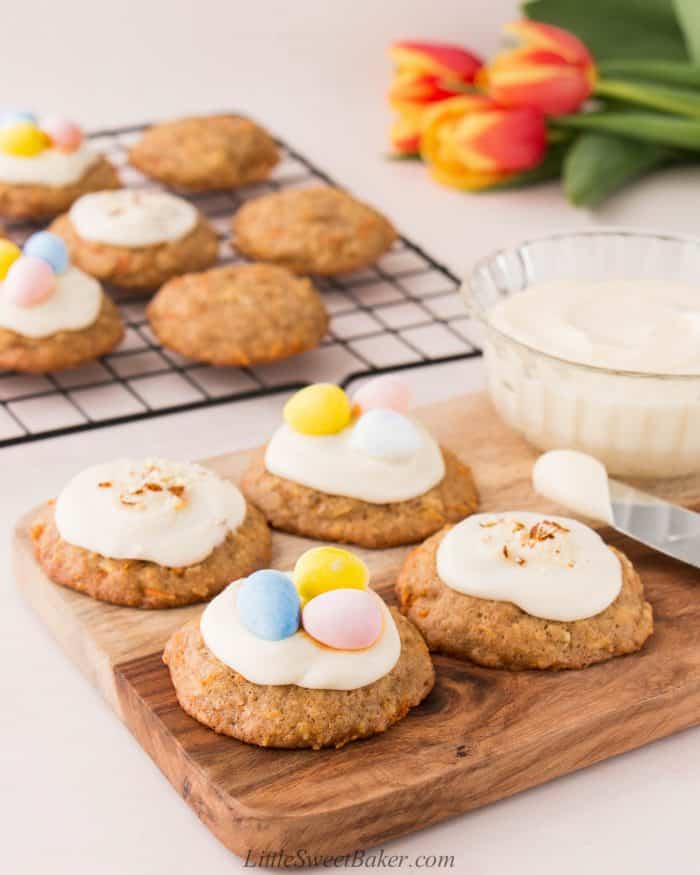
396,514,654,670
147,263,328,366
0,230,123,373
32,458,272,609
232,186,397,275
164,545,434,748
128,115,279,191
50,190,219,292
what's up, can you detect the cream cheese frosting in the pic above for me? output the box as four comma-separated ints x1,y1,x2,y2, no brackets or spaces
436,511,622,621
69,190,198,248
264,419,445,504
0,143,97,186
200,578,400,690
533,450,613,523
55,458,246,567
488,278,700,374
0,265,101,338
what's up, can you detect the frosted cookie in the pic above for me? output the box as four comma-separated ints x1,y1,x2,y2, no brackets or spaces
164,546,434,748
396,512,654,670
128,115,279,191
241,377,479,548
32,458,271,608
147,262,328,366
50,189,219,292
0,232,123,372
0,112,120,220
231,186,397,275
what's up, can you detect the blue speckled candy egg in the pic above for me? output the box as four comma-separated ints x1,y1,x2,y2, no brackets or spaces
23,231,69,274
0,110,38,127
348,409,422,462
237,570,300,641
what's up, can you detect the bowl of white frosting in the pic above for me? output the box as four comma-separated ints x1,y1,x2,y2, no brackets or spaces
464,230,700,478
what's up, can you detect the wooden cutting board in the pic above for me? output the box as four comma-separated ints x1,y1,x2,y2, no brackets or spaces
12,392,700,865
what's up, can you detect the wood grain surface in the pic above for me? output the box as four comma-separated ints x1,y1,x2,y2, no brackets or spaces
12,392,700,863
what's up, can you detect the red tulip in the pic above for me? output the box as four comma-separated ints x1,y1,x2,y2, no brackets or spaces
388,40,483,154
389,40,483,83
481,20,596,116
420,95,547,189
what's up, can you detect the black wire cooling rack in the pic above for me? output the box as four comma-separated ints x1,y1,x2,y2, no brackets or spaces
0,120,482,447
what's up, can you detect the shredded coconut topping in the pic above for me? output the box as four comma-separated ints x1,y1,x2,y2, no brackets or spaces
97,459,192,510
480,516,576,570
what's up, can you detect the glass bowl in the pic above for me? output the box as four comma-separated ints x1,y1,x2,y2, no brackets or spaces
463,230,700,478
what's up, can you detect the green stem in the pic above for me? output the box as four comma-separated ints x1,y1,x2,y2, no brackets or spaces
595,78,700,118
552,111,700,151
598,59,700,87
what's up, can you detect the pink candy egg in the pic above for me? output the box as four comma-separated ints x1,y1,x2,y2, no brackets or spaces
41,116,83,152
352,375,410,414
302,589,383,650
4,256,56,307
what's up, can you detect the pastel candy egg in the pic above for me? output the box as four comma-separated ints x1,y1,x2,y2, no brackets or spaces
23,231,69,274
237,570,300,641
349,409,422,462
293,546,369,604
0,111,38,127
41,116,83,152
0,239,21,280
4,256,56,308
352,375,410,414
302,589,382,650
0,121,50,157
283,383,352,435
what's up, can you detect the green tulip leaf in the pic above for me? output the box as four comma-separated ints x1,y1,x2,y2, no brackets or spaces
522,0,689,60
673,0,700,62
563,131,674,206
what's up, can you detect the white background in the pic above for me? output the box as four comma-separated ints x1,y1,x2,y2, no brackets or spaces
2,1,700,873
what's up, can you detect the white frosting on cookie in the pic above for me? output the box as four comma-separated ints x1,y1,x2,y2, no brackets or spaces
0,266,101,338
0,143,97,186
436,511,622,622
69,190,198,247
264,419,445,504
201,578,400,690
55,458,246,567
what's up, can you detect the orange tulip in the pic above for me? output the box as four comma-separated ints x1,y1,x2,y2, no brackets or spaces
420,95,547,189
388,41,483,154
481,20,596,116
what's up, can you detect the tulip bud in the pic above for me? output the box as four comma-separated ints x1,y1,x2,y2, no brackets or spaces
390,112,423,155
389,41,483,83
388,40,484,155
481,20,596,116
420,95,547,189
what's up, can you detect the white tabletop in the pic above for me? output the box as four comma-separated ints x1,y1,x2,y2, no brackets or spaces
3,1,700,872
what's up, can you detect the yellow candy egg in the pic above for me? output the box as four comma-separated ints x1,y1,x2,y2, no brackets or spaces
283,383,352,435
0,239,21,280
0,122,50,157
293,546,369,604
